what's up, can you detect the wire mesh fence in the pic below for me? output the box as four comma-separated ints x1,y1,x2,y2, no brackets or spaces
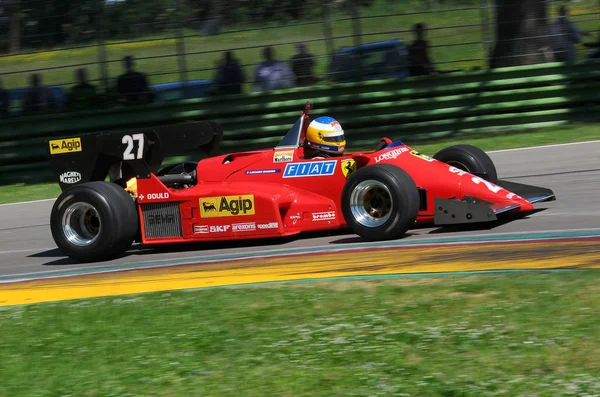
0,0,598,118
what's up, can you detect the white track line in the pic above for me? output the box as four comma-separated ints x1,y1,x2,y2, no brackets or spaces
0,248,56,255
488,140,600,153
0,198,55,207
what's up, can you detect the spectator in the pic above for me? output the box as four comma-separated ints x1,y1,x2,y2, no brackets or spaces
116,55,153,105
66,68,98,112
214,51,245,95
23,73,55,116
252,46,295,92
408,23,435,77
0,78,9,119
290,42,317,86
583,25,600,59
550,5,590,63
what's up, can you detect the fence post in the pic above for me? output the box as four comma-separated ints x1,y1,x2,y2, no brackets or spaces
175,0,189,91
322,3,335,81
351,0,363,81
479,0,492,69
95,3,110,96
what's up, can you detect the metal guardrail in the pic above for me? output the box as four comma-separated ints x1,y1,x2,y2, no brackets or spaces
0,61,599,184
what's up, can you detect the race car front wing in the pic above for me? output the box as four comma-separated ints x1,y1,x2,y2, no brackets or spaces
433,179,556,226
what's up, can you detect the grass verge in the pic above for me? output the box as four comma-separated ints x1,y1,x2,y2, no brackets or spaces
1,271,600,396
2,122,599,205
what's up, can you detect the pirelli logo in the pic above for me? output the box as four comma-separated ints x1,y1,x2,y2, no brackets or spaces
49,138,82,155
200,195,255,218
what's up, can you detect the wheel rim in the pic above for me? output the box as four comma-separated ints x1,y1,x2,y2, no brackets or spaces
446,160,471,172
61,202,101,247
350,180,393,228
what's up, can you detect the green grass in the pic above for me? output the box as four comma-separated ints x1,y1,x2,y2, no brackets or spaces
2,271,600,396
1,122,598,205
0,0,597,90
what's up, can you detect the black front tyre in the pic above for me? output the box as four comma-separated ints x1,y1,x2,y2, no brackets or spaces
50,182,139,262
433,144,498,183
341,164,420,241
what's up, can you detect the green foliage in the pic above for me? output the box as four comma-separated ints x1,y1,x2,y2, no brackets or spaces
2,271,600,396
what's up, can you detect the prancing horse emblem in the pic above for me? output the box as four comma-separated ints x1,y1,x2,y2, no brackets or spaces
341,159,357,179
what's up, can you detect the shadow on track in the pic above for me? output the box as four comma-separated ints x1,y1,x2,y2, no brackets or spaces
31,229,353,266
425,209,546,234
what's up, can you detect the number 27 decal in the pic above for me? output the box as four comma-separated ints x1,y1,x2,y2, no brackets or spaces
122,133,145,160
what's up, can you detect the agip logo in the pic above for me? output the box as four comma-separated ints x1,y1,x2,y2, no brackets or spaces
49,138,82,155
200,195,255,218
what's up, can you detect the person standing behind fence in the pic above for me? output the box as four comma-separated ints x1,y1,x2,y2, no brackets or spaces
66,68,98,112
214,51,246,95
252,46,295,92
0,78,9,119
583,25,600,59
550,5,590,63
117,56,154,105
408,23,435,77
23,73,55,116
290,42,317,86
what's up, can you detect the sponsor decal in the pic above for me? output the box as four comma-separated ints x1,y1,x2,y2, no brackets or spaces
232,222,256,232
59,171,81,184
210,225,231,233
374,147,409,163
312,211,336,221
138,193,170,201
194,225,209,234
245,169,281,175
200,195,255,218
341,159,357,178
410,150,434,162
258,222,279,229
289,213,302,225
49,138,82,155
283,160,337,178
449,166,503,194
273,150,294,163
147,214,176,226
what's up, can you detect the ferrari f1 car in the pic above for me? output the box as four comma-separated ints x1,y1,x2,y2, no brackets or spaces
47,103,555,262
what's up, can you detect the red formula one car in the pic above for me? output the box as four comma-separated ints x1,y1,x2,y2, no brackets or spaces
47,103,555,262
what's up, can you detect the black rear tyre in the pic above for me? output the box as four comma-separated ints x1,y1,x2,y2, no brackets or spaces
50,182,138,262
341,164,419,241
433,144,498,183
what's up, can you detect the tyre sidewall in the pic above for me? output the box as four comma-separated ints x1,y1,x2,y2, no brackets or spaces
342,164,419,240
433,144,498,183
50,182,138,262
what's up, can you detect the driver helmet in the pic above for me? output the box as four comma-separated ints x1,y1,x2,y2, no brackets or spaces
305,116,346,155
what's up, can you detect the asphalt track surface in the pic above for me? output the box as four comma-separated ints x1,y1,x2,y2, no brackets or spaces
1,141,599,280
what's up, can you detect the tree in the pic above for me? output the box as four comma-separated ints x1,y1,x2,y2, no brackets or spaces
490,0,555,68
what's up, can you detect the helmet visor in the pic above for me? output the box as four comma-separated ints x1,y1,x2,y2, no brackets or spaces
322,134,345,143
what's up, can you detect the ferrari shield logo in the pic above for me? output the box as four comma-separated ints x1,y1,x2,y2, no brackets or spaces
341,159,357,178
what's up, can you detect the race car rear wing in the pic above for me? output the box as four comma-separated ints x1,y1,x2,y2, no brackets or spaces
46,121,223,191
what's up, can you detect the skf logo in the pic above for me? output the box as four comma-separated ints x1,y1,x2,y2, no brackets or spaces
210,225,230,232
49,138,82,155
341,159,357,179
200,195,255,218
